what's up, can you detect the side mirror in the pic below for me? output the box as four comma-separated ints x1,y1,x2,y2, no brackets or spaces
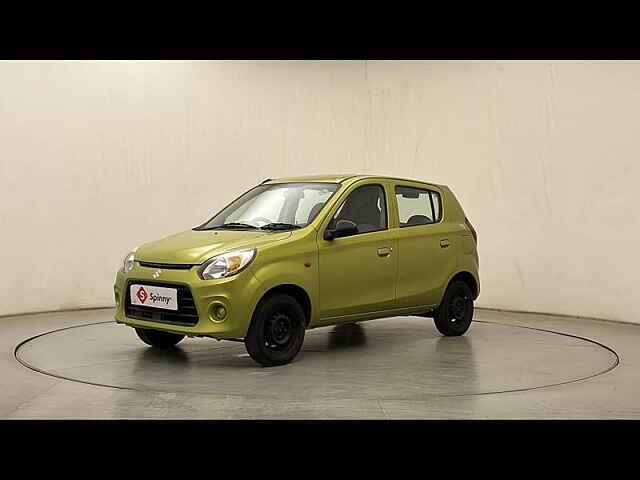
324,220,358,240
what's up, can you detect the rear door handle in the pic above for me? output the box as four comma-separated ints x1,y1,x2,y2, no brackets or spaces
377,247,392,257
440,239,450,248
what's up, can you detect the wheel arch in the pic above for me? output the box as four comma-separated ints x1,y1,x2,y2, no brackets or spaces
255,283,313,326
448,271,479,300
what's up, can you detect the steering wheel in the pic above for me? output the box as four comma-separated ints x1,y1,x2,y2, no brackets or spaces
249,217,273,227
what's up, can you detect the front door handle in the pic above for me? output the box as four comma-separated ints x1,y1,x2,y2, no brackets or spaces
440,239,451,248
377,247,392,257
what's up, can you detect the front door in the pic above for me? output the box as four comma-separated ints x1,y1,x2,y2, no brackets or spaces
317,182,397,321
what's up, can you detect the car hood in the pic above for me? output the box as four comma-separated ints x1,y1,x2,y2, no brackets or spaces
134,229,292,265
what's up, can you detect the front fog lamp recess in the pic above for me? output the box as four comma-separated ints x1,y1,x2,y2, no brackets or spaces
209,303,228,323
214,306,227,321
198,248,256,280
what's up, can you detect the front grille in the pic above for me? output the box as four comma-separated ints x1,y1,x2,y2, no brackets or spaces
138,261,196,270
124,281,199,326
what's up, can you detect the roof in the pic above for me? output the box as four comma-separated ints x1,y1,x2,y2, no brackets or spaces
265,174,441,188
264,174,361,184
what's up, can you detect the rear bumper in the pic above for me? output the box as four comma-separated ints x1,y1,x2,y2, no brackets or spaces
113,262,264,338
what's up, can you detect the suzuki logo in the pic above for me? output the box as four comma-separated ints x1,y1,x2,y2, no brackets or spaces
153,269,162,279
136,286,148,303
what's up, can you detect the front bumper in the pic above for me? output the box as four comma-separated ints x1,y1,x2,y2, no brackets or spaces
114,261,264,338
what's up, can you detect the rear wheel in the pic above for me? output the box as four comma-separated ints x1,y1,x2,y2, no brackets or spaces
244,294,306,367
135,328,185,348
433,280,474,336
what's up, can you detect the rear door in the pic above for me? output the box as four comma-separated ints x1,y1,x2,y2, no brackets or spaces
393,183,456,308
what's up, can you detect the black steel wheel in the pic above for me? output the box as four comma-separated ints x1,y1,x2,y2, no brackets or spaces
433,280,474,336
245,293,306,366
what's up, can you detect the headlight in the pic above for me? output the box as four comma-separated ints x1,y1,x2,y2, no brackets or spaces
122,251,136,273
198,248,256,280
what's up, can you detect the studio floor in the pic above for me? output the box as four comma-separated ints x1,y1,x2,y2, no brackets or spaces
2,307,639,419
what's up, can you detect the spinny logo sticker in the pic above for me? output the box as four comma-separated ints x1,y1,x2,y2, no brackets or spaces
136,286,148,303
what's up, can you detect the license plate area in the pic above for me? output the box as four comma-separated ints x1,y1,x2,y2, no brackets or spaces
129,284,178,311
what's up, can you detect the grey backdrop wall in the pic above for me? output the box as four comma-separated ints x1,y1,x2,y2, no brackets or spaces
1,61,638,322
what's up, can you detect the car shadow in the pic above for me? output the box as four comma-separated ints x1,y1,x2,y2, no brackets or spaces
327,322,367,350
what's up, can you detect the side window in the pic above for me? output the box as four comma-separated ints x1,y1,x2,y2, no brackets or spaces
395,186,442,227
328,184,387,234
431,190,441,222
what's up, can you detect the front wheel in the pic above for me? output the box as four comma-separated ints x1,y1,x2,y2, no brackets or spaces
135,328,185,348
433,280,474,336
244,294,306,367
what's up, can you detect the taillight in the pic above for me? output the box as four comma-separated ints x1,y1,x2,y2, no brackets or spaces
465,217,477,244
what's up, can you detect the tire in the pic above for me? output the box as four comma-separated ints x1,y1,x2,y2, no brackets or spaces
433,280,474,336
244,293,306,367
135,327,185,348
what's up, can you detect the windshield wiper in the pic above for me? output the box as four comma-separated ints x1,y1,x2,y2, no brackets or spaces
260,223,302,231
202,223,259,230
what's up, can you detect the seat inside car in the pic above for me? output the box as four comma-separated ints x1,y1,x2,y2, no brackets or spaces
335,187,384,233
307,202,325,224
406,214,432,226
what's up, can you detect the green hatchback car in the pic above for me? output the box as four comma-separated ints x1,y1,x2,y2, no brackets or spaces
114,174,479,366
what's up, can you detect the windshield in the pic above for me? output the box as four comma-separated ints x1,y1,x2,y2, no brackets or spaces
195,182,341,231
